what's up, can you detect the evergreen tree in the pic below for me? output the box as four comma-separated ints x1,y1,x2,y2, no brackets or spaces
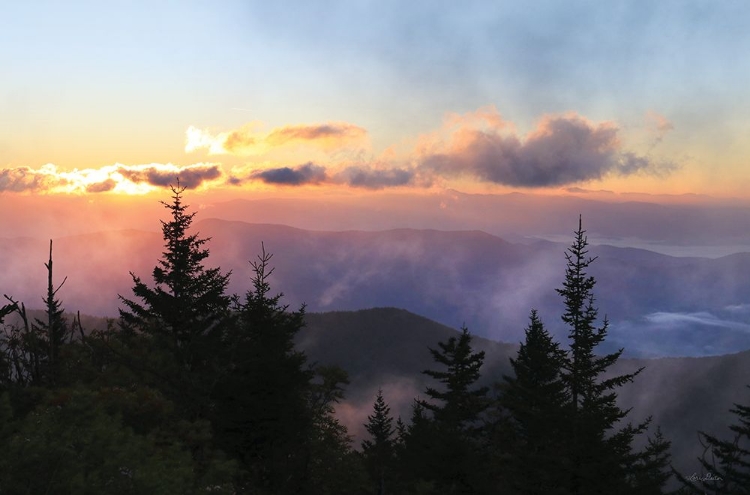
118,182,232,417
678,386,750,494
305,364,368,495
417,326,491,494
630,427,674,495
556,216,650,494
422,326,489,431
499,309,570,495
119,182,232,373
398,399,437,494
362,389,397,495
212,245,314,493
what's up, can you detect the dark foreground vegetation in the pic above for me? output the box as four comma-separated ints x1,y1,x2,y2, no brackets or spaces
1,185,749,494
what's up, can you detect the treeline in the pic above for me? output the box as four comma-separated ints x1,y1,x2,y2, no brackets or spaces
0,185,748,494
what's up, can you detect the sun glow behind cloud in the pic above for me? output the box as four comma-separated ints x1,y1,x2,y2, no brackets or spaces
0,163,224,195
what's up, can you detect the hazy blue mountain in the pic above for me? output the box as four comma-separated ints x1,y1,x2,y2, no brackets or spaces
1,219,749,357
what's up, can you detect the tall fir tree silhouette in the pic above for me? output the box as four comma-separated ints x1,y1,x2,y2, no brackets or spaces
362,389,397,495
118,182,233,421
557,216,650,494
119,182,232,372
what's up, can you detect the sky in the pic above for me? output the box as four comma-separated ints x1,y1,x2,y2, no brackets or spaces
2,0,750,205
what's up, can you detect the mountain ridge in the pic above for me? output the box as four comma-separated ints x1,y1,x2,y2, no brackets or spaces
2,219,750,357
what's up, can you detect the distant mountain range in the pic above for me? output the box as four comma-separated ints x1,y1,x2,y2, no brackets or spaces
1,218,750,357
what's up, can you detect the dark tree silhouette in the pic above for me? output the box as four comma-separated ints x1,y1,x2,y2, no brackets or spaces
499,309,570,494
678,386,750,494
362,389,397,495
118,182,232,419
212,245,314,494
421,326,489,431
1,241,73,387
119,182,232,373
556,216,652,494
415,326,491,494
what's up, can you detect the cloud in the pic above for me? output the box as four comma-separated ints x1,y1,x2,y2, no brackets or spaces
0,165,69,193
0,163,223,195
249,162,328,186
419,108,673,187
85,179,117,193
240,162,421,189
117,163,222,189
645,110,674,143
186,121,368,156
644,311,750,332
334,166,418,189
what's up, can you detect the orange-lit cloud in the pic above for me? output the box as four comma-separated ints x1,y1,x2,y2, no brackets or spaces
185,121,368,156
417,107,675,187
0,163,223,195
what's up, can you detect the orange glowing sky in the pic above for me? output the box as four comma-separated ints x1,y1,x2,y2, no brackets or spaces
2,2,750,202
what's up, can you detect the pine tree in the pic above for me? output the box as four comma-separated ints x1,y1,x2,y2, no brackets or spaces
630,427,674,495
362,389,396,495
422,326,489,431
678,386,750,494
418,326,491,494
556,216,650,494
500,309,570,494
398,399,437,493
119,182,232,373
212,245,314,493
118,183,232,420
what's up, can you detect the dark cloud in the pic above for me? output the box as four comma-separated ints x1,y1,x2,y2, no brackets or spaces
421,115,671,187
118,165,222,189
0,167,67,192
85,179,117,193
250,163,328,185
336,166,416,189
244,162,418,189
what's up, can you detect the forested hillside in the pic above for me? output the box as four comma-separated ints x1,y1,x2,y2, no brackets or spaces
2,186,750,494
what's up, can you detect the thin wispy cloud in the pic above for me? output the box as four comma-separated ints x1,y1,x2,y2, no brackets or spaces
645,110,675,144
185,122,368,156
644,311,750,333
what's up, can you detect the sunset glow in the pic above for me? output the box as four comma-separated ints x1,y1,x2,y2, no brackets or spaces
1,1,749,213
